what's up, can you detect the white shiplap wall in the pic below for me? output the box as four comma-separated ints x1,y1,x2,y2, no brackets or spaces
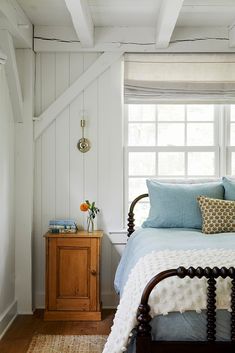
0,65,17,336
33,52,124,308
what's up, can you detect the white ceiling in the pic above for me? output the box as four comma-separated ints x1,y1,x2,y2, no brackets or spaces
178,0,235,27
17,0,235,27
17,0,72,26
88,0,162,27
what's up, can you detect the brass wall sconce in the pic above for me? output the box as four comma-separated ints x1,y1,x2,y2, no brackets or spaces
77,119,91,153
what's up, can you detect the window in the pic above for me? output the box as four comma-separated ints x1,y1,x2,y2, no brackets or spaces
229,105,235,175
125,104,234,226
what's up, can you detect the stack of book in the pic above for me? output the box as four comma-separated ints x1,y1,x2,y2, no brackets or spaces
49,219,78,233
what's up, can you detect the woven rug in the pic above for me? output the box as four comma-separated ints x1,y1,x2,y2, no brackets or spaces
27,334,107,353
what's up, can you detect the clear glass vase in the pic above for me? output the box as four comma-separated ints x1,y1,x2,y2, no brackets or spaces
87,216,94,233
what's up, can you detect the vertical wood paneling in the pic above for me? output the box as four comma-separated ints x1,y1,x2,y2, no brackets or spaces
33,52,124,308
97,68,112,297
0,64,16,318
15,50,35,313
97,67,111,232
41,53,56,300
41,53,56,112
55,53,70,219
34,53,42,307
97,58,124,301
33,137,42,306
69,53,84,225
41,53,56,240
108,58,124,229
41,125,56,232
40,121,54,309
84,53,99,228
35,53,41,117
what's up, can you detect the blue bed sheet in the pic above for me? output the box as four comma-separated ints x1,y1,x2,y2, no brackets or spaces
114,228,235,344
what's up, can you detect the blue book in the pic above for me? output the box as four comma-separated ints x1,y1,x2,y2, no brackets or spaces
49,219,77,226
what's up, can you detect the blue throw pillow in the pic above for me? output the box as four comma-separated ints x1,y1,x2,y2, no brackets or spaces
223,176,235,200
142,179,224,229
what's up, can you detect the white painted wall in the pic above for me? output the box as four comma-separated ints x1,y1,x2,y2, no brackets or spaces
0,64,17,336
33,52,124,308
15,49,35,314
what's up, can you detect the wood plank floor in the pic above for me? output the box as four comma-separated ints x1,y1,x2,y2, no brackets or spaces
0,309,115,353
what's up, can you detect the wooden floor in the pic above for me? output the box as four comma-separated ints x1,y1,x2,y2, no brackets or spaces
0,309,115,353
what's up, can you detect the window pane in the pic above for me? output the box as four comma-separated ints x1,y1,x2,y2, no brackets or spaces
158,123,185,146
158,152,185,176
130,202,150,227
129,152,155,176
231,105,235,121
128,104,155,121
158,105,185,121
188,152,215,176
187,105,214,121
128,123,155,146
129,178,148,201
187,123,214,146
230,123,235,146
231,153,235,174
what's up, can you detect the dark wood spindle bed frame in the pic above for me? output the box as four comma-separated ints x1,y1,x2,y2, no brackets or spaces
127,193,235,353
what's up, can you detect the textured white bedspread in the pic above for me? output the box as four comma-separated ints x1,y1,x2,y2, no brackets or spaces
103,249,235,353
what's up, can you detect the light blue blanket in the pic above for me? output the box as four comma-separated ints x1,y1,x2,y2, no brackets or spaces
114,228,235,344
115,227,235,295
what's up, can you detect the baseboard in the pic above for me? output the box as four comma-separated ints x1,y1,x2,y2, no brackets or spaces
17,310,33,315
0,300,17,339
35,291,119,309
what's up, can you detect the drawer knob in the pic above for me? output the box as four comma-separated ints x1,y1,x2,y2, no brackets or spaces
91,269,97,276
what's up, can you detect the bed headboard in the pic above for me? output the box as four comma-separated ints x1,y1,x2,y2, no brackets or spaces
127,193,149,237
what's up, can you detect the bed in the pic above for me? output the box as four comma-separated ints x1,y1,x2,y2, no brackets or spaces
103,188,235,353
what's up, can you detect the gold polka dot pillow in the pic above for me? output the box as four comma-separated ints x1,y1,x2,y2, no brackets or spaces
197,196,235,234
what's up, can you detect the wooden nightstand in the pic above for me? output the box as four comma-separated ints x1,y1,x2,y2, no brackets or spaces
44,230,103,321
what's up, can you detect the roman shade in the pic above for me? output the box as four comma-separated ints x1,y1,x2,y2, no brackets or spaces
124,54,235,103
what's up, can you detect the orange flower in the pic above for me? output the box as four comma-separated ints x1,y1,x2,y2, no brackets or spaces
80,203,89,212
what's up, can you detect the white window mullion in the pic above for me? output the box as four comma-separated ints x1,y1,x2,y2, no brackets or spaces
125,103,225,227
155,105,158,177
227,148,232,175
225,104,233,175
217,105,227,176
185,152,188,178
124,104,130,225
224,105,230,176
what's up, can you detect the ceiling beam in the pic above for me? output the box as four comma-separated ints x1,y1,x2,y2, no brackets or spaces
0,30,23,123
64,0,94,47
155,0,184,49
34,25,232,53
0,0,33,48
34,51,124,139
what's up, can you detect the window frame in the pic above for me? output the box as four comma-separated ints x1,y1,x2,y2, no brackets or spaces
124,103,235,228
227,105,235,175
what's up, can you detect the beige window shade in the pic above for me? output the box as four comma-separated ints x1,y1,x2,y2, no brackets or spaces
124,54,235,103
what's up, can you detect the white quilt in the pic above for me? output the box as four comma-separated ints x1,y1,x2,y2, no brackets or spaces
102,249,235,353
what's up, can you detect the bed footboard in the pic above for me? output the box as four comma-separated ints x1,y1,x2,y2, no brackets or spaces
136,266,235,353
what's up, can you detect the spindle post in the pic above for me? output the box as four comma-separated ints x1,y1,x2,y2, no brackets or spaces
231,278,235,342
207,277,217,341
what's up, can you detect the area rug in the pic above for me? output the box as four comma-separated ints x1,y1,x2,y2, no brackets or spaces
27,334,107,353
